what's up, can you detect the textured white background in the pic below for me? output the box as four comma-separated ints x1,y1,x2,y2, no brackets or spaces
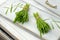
0,0,60,40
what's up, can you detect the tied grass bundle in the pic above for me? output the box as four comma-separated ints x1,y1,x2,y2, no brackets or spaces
33,12,51,37
14,4,30,23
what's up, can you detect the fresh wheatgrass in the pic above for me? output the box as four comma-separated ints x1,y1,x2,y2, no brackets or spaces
14,3,30,23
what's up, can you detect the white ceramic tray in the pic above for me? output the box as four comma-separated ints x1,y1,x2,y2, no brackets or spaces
0,0,60,40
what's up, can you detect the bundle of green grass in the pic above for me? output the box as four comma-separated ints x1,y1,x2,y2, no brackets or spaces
33,12,51,37
14,4,30,23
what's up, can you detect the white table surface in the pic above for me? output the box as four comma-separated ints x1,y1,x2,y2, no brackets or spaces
0,0,60,40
